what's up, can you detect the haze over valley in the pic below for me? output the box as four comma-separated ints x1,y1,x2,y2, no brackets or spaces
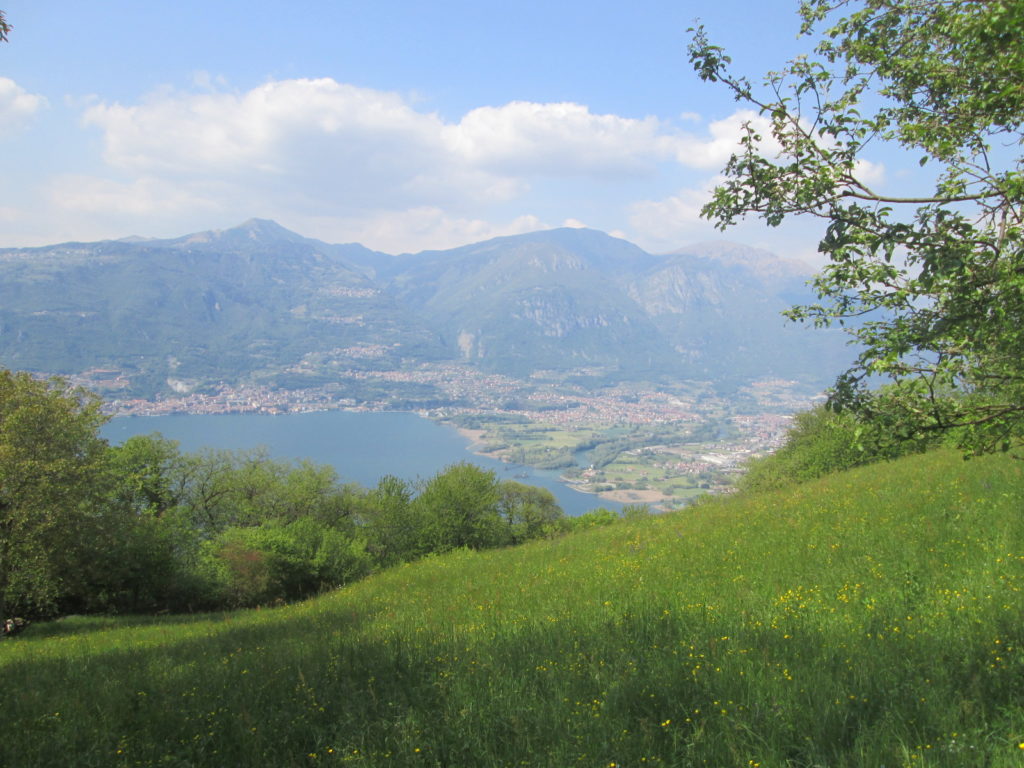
0,219,851,508
0,218,849,401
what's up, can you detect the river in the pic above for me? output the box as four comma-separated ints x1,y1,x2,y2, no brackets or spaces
101,410,622,517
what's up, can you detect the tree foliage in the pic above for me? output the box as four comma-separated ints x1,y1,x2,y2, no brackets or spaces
0,366,575,620
689,0,1024,454
200,518,373,608
498,481,564,543
412,462,507,553
0,372,109,620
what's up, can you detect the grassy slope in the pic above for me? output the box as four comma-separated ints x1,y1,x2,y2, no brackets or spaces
3,449,1024,767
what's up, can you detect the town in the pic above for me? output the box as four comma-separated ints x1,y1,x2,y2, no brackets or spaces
80,363,821,510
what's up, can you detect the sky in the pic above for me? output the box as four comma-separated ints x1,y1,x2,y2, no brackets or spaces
0,1,917,259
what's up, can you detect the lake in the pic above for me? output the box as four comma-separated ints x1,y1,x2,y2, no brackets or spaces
101,410,622,517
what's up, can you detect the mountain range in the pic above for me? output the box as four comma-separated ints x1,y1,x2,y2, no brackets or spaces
0,219,852,398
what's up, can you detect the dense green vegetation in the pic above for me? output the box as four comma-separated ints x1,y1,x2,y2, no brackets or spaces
0,370,581,621
0,370,109,625
2,448,1022,766
737,402,938,494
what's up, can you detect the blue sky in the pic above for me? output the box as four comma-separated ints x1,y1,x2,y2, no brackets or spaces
0,1,910,258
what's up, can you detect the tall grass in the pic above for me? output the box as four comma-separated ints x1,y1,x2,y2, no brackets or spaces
3,448,1023,767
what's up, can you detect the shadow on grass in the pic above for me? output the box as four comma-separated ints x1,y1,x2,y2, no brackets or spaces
17,611,230,641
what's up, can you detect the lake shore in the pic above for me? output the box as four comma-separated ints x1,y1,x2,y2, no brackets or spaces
453,424,677,509
454,426,491,454
102,411,623,516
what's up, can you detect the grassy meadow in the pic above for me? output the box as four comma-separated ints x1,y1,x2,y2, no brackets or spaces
3,448,1024,767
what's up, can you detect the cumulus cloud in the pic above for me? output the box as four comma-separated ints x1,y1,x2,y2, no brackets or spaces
446,101,678,176
854,158,886,187
84,80,445,183
671,110,781,169
628,182,719,250
78,79,767,206
51,76,818,251
80,79,540,216
0,77,46,134
80,81,702,204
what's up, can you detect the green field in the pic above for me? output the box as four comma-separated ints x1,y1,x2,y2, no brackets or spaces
3,448,1024,767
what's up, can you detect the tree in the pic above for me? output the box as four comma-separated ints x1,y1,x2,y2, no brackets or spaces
66,434,203,614
689,0,1024,454
106,433,183,518
200,518,372,608
412,463,507,552
0,11,10,43
362,474,421,566
0,370,109,622
497,481,565,543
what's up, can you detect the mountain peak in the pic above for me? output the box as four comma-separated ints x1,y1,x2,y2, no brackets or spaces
166,218,308,249
228,218,306,242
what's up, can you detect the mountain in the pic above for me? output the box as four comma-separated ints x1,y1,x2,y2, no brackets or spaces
0,220,444,396
0,220,853,397
386,229,667,378
627,243,849,385
386,229,849,385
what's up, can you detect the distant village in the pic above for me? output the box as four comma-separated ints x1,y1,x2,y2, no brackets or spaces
77,363,819,501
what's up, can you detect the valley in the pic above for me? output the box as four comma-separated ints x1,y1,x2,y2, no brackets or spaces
96,361,816,509
3,219,842,509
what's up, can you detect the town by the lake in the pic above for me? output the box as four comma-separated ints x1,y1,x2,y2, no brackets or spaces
78,363,820,510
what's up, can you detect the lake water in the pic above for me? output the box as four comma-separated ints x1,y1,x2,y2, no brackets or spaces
101,410,622,517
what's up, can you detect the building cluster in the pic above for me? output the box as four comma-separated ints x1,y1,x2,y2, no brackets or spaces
95,363,815,476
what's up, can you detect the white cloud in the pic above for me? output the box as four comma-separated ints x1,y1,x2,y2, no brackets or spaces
298,208,547,254
84,79,442,178
49,77,821,251
77,79,772,210
80,79,518,214
628,181,720,248
672,109,779,169
0,78,46,134
854,158,886,187
446,101,677,176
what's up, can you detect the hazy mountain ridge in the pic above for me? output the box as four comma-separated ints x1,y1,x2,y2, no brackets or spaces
0,219,851,396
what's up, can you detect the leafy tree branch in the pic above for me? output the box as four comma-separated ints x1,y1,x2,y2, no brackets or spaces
689,0,1024,454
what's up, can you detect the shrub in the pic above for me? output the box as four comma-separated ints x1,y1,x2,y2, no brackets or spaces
738,404,935,493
